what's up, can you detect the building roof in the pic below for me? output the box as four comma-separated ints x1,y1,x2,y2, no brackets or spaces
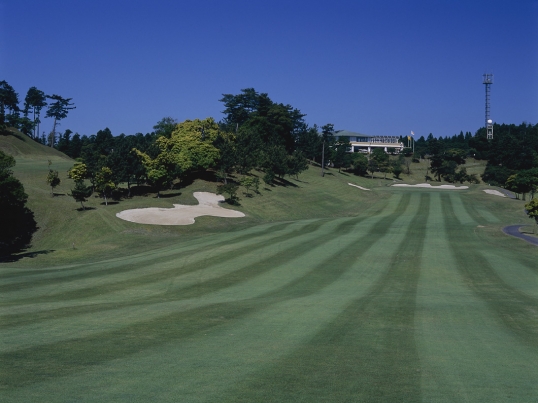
334,130,399,139
333,129,370,137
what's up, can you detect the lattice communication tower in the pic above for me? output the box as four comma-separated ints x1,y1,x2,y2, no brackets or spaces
483,73,493,139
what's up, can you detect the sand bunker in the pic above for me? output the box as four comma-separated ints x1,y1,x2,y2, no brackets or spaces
348,183,371,191
483,189,506,197
116,192,245,225
392,183,468,190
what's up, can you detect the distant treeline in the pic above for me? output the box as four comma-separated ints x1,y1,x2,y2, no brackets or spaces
3,81,537,196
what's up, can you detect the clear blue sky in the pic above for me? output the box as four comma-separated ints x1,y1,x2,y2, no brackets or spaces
2,0,537,139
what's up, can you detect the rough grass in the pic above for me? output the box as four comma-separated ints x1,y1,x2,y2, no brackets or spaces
1,132,538,402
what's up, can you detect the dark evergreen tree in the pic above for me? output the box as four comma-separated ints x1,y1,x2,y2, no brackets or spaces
0,151,38,255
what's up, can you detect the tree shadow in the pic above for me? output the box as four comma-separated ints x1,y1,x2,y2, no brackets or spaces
100,201,119,205
338,172,350,176
159,192,182,198
272,177,299,188
52,192,67,196
76,207,96,212
0,249,55,263
264,187,272,191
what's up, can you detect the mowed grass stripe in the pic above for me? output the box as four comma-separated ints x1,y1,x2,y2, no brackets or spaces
0,221,303,290
0,217,359,327
0,219,308,282
1,219,333,302
0,194,410,387
218,193,429,402
441,193,538,346
416,192,538,402
0,194,400,322
0,194,406,350
4,193,421,402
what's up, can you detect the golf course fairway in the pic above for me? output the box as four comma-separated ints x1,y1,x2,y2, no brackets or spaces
1,188,537,402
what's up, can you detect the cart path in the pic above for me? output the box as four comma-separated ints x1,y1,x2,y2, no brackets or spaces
502,225,538,246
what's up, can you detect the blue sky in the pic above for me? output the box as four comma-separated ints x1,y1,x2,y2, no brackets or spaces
2,0,537,139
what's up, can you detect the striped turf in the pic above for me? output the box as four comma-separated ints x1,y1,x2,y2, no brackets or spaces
1,190,537,402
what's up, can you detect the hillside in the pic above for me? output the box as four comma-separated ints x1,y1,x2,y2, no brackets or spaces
1,131,497,267
0,129,71,160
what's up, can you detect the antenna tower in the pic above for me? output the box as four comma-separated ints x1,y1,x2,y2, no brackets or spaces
483,73,493,139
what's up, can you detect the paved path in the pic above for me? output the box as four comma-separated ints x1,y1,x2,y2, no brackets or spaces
502,225,538,245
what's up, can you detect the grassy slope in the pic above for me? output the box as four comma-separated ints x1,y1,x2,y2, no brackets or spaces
1,132,537,402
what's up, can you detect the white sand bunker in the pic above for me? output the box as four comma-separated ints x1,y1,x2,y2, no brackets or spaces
348,183,370,191
483,189,506,197
116,192,245,225
392,183,468,190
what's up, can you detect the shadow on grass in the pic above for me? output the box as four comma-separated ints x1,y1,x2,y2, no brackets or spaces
76,207,96,212
0,249,55,263
100,201,119,206
272,177,299,188
158,192,182,198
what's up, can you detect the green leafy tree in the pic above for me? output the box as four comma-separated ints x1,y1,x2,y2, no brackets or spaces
429,149,466,182
217,182,239,205
287,150,309,180
525,199,538,233
240,176,255,196
213,131,236,183
94,167,116,206
153,117,178,138
46,169,61,196
333,138,351,173
391,158,403,179
68,162,89,183
68,181,92,210
68,162,92,209
0,150,38,255
45,94,75,147
350,153,368,176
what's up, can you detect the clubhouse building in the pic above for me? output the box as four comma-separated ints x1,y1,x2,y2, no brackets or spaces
333,130,404,153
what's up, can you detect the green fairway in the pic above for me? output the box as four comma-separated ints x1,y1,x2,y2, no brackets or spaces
1,185,537,402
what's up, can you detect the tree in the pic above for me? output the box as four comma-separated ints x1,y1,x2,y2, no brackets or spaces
94,167,115,206
217,182,239,205
429,149,466,182
45,94,75,147
391,158,403,179
68,162,92,209
0,150,38,255
350,153,368,176
505,170,538,200
68,162,89,183
68,181,92,210
287,150,309,179
153,117,178,138
525,199,538,233
0,81,20,132
369,148,389,179
46,168,61,196
333,138,351,173
24,87,47,139
240,176,255,196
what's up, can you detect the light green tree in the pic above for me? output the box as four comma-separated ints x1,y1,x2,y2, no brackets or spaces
67,162,92,210
67,162,88,183
94,167,115,206
46,169,61,196
240,176,255,196
525,198,538,234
